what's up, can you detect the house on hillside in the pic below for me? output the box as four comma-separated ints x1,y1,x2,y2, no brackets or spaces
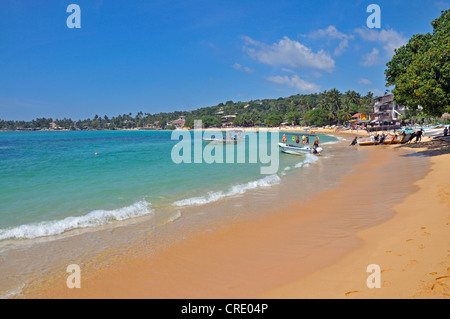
222,115,237,127
166,116,186,129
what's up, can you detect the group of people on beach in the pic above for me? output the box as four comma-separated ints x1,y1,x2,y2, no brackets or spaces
349,129,425,146
405,129,424,143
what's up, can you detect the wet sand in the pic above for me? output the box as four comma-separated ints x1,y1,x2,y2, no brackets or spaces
20,137,449,299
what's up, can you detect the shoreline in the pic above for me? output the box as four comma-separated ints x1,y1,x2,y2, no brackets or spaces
20,136,449,299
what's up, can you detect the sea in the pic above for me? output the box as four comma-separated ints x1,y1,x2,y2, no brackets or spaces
0,129,339,297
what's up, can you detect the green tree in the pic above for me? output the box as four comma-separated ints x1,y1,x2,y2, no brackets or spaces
264,114,284,127
285,111,301,125
201,115,220,128
304,108,329,126
385,9,450,117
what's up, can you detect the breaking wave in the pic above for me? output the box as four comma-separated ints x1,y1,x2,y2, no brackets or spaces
173,174,281,207
0,201,153,240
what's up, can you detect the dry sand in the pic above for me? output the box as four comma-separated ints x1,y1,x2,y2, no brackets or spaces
264,151,450,298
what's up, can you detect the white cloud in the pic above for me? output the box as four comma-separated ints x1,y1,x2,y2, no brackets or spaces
368,88,384,96
334,38,350,56
354,28,407,57
360,48,382,66
266,75,320,92
309,25,350,40
232,63,254,73
281,68,295,73
308,25,354,56
434,1,450,9
243,36,335,72
358,78,372,85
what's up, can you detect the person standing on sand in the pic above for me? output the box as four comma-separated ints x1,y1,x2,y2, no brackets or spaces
415,129,423,143
407,131,416,143
349,137,358,146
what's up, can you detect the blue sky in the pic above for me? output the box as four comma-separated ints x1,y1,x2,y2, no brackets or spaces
0,0,448,120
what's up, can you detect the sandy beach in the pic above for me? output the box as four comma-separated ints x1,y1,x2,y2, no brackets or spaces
264,146,450,298
19,133,450,299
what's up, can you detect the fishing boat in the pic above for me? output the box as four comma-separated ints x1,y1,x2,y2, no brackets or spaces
422,127,445,137
278,133,323,155
357,136,379,146
383,133,410,144
203,136,239,144
202,130,244,144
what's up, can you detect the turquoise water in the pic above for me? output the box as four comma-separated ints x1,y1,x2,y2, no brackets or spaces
0,130,336,240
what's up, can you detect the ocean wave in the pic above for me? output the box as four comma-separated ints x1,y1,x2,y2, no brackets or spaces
295,153,319,168
281,166,291,176
167,211,182,223
0,201,153,241
173,174,281,207
0,283,24,299
322,140,339,145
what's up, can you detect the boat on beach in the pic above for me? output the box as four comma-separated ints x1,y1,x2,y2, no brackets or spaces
383,133,410,144
357,132,412,146
357,136,379,146
278,133,323,155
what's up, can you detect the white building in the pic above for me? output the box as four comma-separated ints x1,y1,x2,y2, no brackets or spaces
371,94,405,124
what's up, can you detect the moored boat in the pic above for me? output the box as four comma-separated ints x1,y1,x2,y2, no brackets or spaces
278,133,323,155
202,130,245,144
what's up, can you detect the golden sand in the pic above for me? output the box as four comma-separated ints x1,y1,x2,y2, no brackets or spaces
263,152,450,298
22,136,450,299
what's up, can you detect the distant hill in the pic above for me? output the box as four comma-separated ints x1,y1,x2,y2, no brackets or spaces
0,89,376,130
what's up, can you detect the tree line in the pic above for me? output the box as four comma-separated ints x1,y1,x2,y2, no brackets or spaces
0,90,376,130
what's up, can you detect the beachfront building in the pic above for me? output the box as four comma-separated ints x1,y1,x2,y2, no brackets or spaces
166,116,186,129
215,107,224,116
145,121,161,130
351,113,367,122
222,115,237,128
370,93,406,124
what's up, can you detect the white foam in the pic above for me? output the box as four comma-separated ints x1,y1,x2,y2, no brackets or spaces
294,153,319,168
322,140,339,145
173,174,281,207
0,201,153,241
0,283,24,299
167,211,182,223
280,166,292,176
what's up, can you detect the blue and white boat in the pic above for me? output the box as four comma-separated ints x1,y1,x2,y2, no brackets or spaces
278,133,323,155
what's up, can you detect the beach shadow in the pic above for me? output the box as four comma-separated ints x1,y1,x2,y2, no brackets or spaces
398,140,450,157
